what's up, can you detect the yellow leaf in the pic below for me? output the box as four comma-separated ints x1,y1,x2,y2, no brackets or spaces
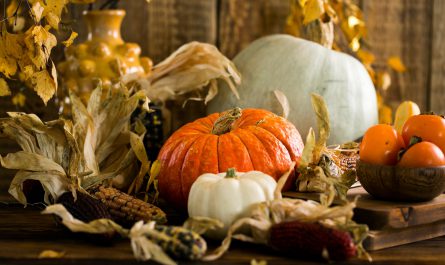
150,160,161,180
70,0,96,3
24,26,57,70
32,2,45,22
30,70,57,105
378,105,392,125
303,0,324,25
349,37,360,52
394,101,420,134
387,56,406,72
10,16,25,32
347,16,363,28
0,27,19,77
376,71,391,91
356,50,375,65
38,250,65,259
0,78,11,96
42,0,70,30
62,32,78,47
12,92,26,107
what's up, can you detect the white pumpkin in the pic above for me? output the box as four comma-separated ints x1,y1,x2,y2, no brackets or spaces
207,34,378,144
187,168,276,239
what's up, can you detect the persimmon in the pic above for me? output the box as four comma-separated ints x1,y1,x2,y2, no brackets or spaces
401,114,445,153
398,141,445,168
360,124,405,165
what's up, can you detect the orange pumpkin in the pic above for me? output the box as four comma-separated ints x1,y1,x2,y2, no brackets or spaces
157,108,304,210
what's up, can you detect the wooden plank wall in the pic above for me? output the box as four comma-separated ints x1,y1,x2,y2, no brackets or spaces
64,0,444,112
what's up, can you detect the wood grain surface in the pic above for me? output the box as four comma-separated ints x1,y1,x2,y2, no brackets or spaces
1,203,445,265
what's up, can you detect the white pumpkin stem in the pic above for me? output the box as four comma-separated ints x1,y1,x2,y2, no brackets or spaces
225,168,237,178
211,108,242,135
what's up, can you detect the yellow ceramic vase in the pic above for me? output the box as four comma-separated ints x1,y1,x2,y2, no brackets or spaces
58,10,152,103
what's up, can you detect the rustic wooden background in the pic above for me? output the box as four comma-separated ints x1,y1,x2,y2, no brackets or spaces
1,0,445,195
67,0,444,113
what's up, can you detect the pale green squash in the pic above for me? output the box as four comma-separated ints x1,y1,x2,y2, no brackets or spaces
207,34,378,144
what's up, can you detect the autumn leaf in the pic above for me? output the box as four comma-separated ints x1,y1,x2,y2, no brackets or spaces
303,0,324,25
38,250,65,259
62,32,78,47
24,26,57,70
0,27,19,78
42,0,70,30
376,71,391,91
12,93,26,107
356,50,375,65
388,56,406,72
0,78,11,96
30,69,57,105
31,2,45,22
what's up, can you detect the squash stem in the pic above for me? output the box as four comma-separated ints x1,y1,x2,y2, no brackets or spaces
211,108,242,135
225,168,237,178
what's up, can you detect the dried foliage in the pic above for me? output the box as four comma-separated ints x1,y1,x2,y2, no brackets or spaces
0,84,150,205
43,203,210,265
296,93,356,206
195,163,369,262
286,0,407,124
126,42,240,104
0,0,84,105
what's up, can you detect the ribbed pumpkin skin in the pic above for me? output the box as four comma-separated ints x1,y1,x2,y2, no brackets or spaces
157,108,304,210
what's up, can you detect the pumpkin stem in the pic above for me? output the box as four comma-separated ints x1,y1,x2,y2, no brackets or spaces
212,108,242,135
225,168,237,178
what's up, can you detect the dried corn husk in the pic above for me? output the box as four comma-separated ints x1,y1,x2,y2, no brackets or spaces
0,84,151,204
296,93,356,205
42,204,212,265
70,84,150,190
199,164,369,262
132,42,240,103
0,113,82,204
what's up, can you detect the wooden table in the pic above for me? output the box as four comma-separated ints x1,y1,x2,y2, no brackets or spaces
1,192,445,265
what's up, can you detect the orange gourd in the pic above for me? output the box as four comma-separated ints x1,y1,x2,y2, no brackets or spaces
157,108,304,210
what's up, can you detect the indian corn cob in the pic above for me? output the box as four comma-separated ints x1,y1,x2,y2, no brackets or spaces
269,220,357,261
151,225,207,260
93,186,167,227
336,152,359,171
57,191,115,241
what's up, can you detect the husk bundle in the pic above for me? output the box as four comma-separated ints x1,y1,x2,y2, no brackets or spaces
0,85,150,205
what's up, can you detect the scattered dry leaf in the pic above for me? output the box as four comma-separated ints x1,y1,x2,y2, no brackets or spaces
0,78,11,96
62,31,78,47
38,250,65,259
32,2,45,22
303,0,324,25
273,90,290,119
387,56,406,72
12,92,26,107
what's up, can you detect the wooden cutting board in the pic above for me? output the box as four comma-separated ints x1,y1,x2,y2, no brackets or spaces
284,187,445,250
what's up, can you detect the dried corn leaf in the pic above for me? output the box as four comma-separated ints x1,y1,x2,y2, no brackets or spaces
8,170,71,205
311,93,330,163
127,130,150,194
299,127,316,169
203,166,368,261
131,42,240,104
0,113,85,205
70,85,150,190
43,204,177,265
183,217,224,235
273,90,290,119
